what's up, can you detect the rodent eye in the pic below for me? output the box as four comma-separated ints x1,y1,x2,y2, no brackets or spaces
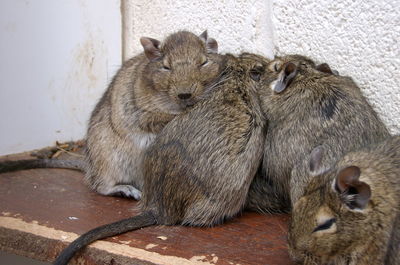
249,66,265,82
162,65,171,71
200,59,209,67
312,218,336,233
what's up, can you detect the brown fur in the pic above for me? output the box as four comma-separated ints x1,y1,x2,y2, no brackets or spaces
245,55,390,213
52,53,271,265
0,31,224,196
84,30,225,199
288,135,400,265
140,53,269,226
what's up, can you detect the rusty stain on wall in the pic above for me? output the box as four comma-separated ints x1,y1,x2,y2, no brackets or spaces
60,0,110,131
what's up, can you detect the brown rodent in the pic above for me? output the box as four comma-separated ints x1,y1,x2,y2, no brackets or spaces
245,54,390,213
0,30,225,200
53,53,270,265
288,135,400,265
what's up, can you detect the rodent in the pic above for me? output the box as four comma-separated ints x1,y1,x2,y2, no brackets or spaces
288,135,400,265
53,53,270,265
0,30,225,200
245,54,390,214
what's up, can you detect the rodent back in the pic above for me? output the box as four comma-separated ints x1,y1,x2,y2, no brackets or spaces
140,53,270,226
258,55,389,205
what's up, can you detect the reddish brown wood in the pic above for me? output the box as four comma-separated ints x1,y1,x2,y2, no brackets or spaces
0,155,294,265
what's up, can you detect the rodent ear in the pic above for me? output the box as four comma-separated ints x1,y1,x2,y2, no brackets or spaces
309,145,325,174
199,30,208,42
199,30,218,54
335,166,371,210
271,62,297,93
140,37,162,62
316,63,338,75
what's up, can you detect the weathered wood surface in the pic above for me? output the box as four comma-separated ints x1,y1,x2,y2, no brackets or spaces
0,155,294,265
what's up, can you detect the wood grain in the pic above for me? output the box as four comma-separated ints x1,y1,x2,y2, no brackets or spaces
0,163,294,265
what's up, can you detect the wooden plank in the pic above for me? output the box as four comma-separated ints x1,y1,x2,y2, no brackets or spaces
0,163,294,265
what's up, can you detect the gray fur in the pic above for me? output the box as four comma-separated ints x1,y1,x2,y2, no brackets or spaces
84,30,225,199
288,135,400,265
140,53,269,226
52,53,271,265
0,30,225,199
245,54,390,213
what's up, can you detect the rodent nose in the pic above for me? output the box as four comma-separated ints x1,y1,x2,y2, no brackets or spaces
178,93,192,100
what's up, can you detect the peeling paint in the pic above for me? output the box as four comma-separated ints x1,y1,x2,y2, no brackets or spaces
190,255,219,264
145,243,158,249
190,256,207,262
0,216,217,265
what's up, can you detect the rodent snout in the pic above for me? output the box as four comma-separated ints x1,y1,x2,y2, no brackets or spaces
177,93,192,100
176,92,197,108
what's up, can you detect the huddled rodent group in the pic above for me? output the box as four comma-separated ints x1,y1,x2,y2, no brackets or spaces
246,55,389,214
0,30,225,199
0,30,397,265
54,52,271,265
244,55,396,264
84,30,225,199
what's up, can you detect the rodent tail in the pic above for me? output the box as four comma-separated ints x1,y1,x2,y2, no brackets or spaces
53,211,157,265
0,159,86,173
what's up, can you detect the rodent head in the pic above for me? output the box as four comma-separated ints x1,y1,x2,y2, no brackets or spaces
219,53,271,98
139,30,224,114
262,54,338,93
288,146,373,264
257,55,339,119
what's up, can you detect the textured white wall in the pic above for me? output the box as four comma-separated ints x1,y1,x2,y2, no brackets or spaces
272,0,400,133
122,0,274,60
1,0,398,155
0,0,121,155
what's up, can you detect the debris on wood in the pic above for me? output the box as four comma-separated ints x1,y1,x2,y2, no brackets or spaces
30,140,86,159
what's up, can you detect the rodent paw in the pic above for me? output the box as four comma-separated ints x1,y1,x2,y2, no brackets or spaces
111,185,142,200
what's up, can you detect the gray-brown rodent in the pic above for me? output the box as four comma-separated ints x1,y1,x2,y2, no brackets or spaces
288,135,400,265
245,54,390,214
52,53,270,265
0,30,225,200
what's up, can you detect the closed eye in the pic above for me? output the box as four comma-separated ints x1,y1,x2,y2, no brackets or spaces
274,62,280,71
200,59,209,67
312,218,336,233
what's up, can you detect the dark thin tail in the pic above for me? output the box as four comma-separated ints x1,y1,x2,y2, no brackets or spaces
0,159,85,173
53,211,157,265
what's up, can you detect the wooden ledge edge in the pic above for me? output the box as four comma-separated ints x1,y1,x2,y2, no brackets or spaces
0,216,217,265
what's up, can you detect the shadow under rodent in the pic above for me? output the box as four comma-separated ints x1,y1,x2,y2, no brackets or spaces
288,135,400,265
52,53,270,265
0,30,225,200
245,54,390,214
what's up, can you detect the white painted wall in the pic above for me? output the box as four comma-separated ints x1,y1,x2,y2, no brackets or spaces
0,0,121,155
122,0,274,60
272,0,400,133
124,0,399,134
1,0,398,155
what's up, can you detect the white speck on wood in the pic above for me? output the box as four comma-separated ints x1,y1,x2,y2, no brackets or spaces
145,243,158,249
190,256,206,262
